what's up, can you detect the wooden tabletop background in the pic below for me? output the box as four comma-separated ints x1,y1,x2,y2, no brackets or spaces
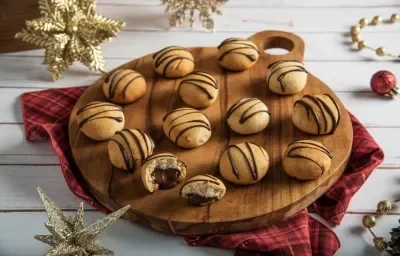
1,0,399,255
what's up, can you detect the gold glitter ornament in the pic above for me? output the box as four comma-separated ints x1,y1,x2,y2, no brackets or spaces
35,187,129,256
15,0,125,81
363,214,376,228
372,15,383,25
390,13,400,23
376,200,392,215
376,47,386,56
359,18,369,28
161,0,228,30
373,237,388,251
351,25,361,35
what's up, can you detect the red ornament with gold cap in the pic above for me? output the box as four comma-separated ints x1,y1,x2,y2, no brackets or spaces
370,70,399,98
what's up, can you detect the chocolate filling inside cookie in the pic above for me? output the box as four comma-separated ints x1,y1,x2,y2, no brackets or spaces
152,168,180,189
187,193,217,206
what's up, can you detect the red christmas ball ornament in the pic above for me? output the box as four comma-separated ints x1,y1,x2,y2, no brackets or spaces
370,70,399,98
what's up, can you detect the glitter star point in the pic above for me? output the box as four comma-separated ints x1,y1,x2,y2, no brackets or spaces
161,0,228,30
15,0,125,81
35,187,129,256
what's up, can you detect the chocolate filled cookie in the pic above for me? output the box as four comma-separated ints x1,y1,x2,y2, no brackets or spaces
266,60,308,95
108,129,155,172
180,174,226,206
292,94,341,135
226,98,270,135
178,71,219,109
163,108,211,149
217,38,260,71
152,46,195,78
103,69,146,104
76,101,125,141
283,140,332,180
219,142,269,185
141,153,187,193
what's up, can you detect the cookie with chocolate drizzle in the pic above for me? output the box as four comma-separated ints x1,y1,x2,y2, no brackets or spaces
141,153,187,193
163,107,212,149
283,140,332,180
152,46,194,78
219,142,269,185
226,98,270,135
180,174,226,206
266,60,308,95
103,69,146,104
108,129,155,173
178,71,219,109
76,101,125,141
292,94,341,135
217,38,260,71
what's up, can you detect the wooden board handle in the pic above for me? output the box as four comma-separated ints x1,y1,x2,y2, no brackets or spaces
248,30,305,63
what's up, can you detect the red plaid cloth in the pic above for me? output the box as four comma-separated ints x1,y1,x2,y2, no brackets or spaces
21,87,384,256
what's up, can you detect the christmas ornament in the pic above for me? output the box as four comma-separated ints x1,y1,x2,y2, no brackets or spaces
15,0,125,81
161,0,228,30
35,187,129,256
370,70,399,98
348,13,400,58
362,198,400,253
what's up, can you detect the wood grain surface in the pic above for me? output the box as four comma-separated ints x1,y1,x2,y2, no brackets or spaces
68,30,353,235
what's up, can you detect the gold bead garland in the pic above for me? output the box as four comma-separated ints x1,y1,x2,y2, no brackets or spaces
349,14,400,58
363,199,400,252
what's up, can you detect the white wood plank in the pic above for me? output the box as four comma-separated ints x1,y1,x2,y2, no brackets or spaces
348,169,400,213
92,5,400,33
2,86,400,127
0,57,396,93
0,211,395,256
5,31,400,61
0,212,232,256
97,0,399,7
0,165,92,210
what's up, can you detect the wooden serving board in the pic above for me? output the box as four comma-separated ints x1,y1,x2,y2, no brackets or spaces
69,30,353,235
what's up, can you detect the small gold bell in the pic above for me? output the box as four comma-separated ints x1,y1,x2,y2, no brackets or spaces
362,214,376,228
372,16,383,25
359,18,369,28
376,200,392,215
376,47,386,56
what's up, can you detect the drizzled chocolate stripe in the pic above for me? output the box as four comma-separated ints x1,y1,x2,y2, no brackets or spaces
168,111,202,125
323,94,341,133
288,140,332,158
163,108,193,121
125,129,146,160
267,60,303,69
175,124,211,144
219,47,258,62
227,143,258,181
110,138,133,171
168,120,210,137
303,95,328,133
121,74,144,99
153,46,194,76
77,102,122,115
227,98,270,124
179,72,218,99
287,153,323,169
266,60,307,92
218,38,260,53
113,130,136,171
294,99,321,135
179,179,219,196
108,69,145,99
201,174,219,181
137,129,152,156
78,110,123,128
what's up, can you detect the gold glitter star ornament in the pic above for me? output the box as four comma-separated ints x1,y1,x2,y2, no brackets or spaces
35,187,129,256
15,0,125,81
162,0,228,30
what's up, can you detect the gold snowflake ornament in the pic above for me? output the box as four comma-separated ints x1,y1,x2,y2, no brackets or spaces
15,0,125,81
35,187,129,256
162,0,228,30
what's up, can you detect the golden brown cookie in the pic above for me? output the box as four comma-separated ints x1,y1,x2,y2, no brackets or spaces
103,69,146,104
266,60,308,95
152,46,195,78
283,140,332,180
219,142,269,185
178,71,219,109
292,94,341,135
108,129,154,173
141,153,187,193
163,108,211,149
217,38,260,71
180,174,226,206
226,98,270,135
76,101,125,141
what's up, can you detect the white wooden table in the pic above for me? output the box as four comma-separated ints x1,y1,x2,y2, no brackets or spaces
1,1,400,255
